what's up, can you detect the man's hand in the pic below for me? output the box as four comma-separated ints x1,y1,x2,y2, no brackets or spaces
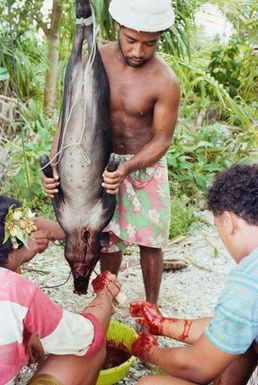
131,332,158,362
22,230,50,263
130,301,165,335
41,166,59,198
102,162,128,195
92,271,121,299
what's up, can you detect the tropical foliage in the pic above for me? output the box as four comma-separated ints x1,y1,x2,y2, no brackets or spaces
0,0,257,236
167,123,255,199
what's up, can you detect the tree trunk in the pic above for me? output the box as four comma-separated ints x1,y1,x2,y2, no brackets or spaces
43,0,62,116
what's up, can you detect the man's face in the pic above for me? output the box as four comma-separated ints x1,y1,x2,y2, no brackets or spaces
118,26,160,67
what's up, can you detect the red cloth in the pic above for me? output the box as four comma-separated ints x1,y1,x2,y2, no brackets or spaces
81,313,105,357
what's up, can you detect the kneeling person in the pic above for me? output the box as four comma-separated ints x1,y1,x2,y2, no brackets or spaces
0,195,121,385
130,164,258,385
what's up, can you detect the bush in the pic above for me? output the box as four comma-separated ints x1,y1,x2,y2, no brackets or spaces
167,123,255,199
0,100,55,214
170,195,196,239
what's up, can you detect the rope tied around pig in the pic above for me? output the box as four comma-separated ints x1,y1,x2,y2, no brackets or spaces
75,15,93,26
41,7,97,173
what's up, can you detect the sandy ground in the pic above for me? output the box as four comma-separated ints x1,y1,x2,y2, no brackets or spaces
16,211,256,384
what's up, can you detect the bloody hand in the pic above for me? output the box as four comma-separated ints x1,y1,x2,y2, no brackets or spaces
130,301,165,335
131,332,158,362
129,301,152,317
91,271,120,298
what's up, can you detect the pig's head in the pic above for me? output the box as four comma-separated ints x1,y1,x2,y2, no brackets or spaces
65,229,101,294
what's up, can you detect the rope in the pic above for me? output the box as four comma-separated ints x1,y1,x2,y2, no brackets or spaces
41,5,97,172
75,15,93,26
6,0,30,188
40,270,72,290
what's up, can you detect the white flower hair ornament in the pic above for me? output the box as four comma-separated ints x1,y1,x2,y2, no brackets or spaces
4,204,37,249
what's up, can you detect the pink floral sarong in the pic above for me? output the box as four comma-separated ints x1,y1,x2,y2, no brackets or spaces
102,155,171,253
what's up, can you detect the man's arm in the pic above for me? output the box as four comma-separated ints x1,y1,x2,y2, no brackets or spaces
83,271,121,333
102,74,180,194
133,332,237,384
24,272,120,356
41,122,61,197
126,74,180,170
33,217,65,241
161,317,210,344
130,301,210,344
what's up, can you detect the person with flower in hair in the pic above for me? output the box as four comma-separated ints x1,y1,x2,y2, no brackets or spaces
0,194,121,385
1,201,60,272
130,164,258,385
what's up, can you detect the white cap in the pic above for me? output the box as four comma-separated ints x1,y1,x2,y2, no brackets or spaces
109,0,175,33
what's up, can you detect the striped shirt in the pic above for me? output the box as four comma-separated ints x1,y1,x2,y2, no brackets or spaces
205,247,258,354
0,267,104,385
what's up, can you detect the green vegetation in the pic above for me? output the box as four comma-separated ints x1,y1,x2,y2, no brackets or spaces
0,0,257,237
170,195,196,239
167,123,254,198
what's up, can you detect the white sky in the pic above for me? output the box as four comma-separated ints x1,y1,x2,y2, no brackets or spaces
195,4,234,41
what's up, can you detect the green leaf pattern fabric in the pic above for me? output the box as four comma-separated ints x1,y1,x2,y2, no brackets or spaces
102,155,171,252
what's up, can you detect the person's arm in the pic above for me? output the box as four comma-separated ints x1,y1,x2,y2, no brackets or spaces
132,332,237,384
6,229,50,271
124,74,180,171
9,220,65,271
50,121,62,162
130,301,210,344
132,265,258,383
41,122,61,197
33,217,65,241
9,218,65,271
82,271,121,333
102,74,180,194
24,272,120,357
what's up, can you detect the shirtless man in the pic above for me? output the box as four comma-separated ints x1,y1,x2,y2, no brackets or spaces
42,0,180,304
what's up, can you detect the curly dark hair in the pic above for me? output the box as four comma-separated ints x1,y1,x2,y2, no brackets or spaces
207,164,258,225
0,195,21,266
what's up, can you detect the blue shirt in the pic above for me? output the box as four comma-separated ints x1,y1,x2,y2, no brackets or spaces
205,247,258,354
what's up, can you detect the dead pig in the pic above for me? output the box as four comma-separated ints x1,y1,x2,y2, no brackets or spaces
40,0,118,294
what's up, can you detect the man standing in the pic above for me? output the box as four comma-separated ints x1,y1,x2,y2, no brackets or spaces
42,0,180,304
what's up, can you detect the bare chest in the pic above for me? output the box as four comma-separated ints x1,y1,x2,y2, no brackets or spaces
108,67,157,119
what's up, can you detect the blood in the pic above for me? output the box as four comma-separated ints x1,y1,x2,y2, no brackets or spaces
129,301,150,317
92,271,110,291
179,320,192,341
131,332,158,360
142,305,165,334
91,271,120,294
102,342,131,369
129,301,170,335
